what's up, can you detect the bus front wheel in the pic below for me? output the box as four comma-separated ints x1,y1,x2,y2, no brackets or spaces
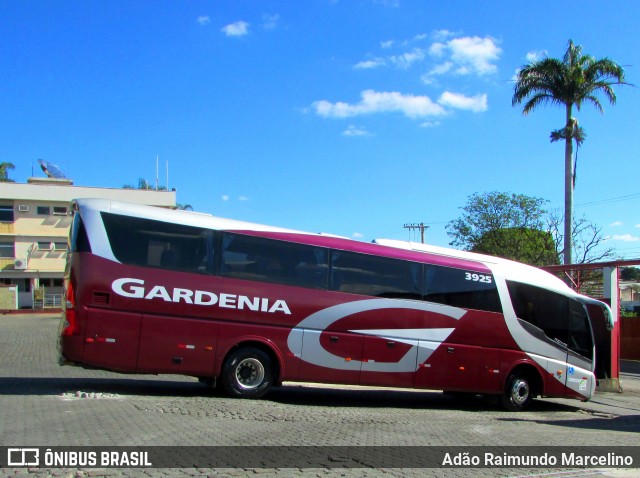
221,347,274,398
501,371,533,411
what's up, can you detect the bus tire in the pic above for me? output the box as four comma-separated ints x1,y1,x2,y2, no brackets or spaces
501,371,533,411
221,347,274,398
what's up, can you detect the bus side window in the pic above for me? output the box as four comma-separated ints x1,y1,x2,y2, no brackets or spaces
101,212,212,274
70,214,91,253
221,233,328,290
568,300,593,359
424,265,502,313
330,251,421,300
506,281,589,355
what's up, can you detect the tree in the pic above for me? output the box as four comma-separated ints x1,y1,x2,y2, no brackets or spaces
122,178,168,190
621,267,640,281
446,192,554,265
472,228,558,266
447,191,612,266
512,40,627,265
547,213,614,264
0,162,16,182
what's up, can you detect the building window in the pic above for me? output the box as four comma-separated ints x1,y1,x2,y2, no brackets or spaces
37,242,52,251
53,206,68,216
37,206,51,215
54,242,67,251
0,242,15,258
0,205,14,222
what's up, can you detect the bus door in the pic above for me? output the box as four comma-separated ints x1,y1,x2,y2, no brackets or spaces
82,308,142,372
564,301,595,397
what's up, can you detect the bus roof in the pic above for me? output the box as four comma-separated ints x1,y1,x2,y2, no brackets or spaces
74,198,576,297
374,239,575,296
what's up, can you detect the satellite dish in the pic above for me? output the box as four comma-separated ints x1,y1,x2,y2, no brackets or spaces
38,159,67,179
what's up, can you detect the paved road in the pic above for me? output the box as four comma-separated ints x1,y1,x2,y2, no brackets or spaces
0,314,638,478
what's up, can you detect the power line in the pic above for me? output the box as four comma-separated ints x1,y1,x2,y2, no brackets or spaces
575,192,640,208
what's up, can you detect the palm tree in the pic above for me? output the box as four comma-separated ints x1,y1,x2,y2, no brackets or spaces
0,162,15,182
512,40,627,264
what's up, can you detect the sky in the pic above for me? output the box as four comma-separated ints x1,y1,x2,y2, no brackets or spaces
1,0,639,261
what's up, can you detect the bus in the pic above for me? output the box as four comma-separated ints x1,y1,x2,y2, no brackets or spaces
59,199,613,411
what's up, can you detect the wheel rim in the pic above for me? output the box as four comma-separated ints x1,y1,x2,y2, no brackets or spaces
234,358,265,390
510,378,530,406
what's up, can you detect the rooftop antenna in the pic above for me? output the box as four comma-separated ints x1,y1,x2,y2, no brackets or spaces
156,155,159,190
38,159,67,179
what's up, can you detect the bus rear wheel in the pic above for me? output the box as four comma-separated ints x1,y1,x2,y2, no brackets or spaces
501,371,533,411
221,347,274,398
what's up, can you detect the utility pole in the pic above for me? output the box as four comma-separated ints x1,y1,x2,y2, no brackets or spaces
403,223,429,244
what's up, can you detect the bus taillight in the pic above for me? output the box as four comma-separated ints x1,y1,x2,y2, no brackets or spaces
62,281,79,336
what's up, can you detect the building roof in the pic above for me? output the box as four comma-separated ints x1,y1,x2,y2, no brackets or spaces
0,178,176,207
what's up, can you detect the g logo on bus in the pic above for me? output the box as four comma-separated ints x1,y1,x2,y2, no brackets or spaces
287,298,466,373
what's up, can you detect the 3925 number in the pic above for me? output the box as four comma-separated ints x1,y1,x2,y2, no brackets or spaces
464,272,492,284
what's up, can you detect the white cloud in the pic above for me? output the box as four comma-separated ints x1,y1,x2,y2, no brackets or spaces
352,232,364,239
222,195,229,201
432,29,455,41
612,234,640,242
526,50,547,62
449,36,501,75
381,40,394,49
222,21,249,37
610,221,624,227
420,121,441,128
342,125,371,136
263,14,279,30
389,48,426,69
424,61,454,81
635,224,640,228
196,16,210,26
354,58,386,69
429,42,446,57
313,90,447,119
428,35,501,76
438,92,488,112
238,195,249,201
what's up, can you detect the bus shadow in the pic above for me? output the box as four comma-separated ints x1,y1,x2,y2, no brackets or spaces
498,414,640,433
0,376,206,398
0,376,581,414
268,385,577,413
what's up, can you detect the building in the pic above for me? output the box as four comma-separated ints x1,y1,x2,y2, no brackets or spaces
621,281,640,313
0,177,176,309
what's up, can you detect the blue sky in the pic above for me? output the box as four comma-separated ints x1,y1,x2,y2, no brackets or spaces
1,1,639,260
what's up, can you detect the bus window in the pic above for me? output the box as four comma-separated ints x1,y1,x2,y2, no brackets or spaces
507,281,571,349
568,300,593,360
330,251,421,300
69,214,91,253
221,233,328,289
101,212,213,274
424,265,502,313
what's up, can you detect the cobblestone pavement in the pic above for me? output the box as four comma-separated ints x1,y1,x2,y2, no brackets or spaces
1,314,638,478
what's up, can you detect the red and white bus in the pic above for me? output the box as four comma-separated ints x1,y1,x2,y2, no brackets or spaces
59,199,613,411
